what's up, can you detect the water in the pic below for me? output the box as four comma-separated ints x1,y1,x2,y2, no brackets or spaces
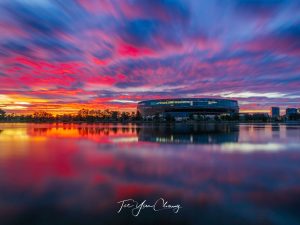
0,123,300,225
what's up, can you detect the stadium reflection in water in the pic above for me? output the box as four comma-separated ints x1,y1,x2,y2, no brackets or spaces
137,123,239,144
0,123,300,225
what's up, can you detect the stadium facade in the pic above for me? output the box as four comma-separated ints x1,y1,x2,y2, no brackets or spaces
137,98,239,119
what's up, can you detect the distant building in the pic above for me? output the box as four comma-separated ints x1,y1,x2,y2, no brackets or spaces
271,107,280,118
286,108,298,117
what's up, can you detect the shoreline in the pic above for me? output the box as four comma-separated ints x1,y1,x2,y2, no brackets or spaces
1,121,300,125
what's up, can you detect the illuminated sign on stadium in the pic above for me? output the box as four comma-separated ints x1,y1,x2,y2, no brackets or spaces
155,100,218,105
156,100,193,105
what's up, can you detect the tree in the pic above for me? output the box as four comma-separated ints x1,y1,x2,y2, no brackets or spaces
0,109,6,119
78,108,89,118
120,112,130,121
103,109,111,119
111,111,119,121
33,111,54,122
135,111,142,120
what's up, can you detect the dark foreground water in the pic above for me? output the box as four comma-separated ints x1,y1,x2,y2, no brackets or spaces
0,123,300,225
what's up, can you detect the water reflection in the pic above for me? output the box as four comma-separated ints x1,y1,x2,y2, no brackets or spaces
1,123,242,145
0,123,300,225
138,123,239,144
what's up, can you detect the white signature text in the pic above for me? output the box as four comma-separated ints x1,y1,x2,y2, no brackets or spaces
117,198,182,217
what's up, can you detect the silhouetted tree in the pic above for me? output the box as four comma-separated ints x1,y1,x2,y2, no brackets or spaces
33,111,54,122
0,109,6,119
135,111,142,121
120,112,130,121
111,111,119,121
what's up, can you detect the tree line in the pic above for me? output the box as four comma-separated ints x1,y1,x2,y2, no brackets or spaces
0,108,141,122
0,108,299,123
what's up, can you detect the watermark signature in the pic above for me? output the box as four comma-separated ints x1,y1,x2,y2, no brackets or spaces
117,198,182,217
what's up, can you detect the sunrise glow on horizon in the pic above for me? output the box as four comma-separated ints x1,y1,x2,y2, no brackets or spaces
1,0,300,114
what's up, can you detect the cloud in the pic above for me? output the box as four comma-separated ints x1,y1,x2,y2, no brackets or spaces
0,0,300,113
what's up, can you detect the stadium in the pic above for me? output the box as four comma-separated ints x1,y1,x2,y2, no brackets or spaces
137,98,239,119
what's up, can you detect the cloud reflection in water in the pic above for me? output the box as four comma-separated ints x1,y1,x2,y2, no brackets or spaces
0,123,300,225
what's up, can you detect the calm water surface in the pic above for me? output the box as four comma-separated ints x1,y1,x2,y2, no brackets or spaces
0,123,300,225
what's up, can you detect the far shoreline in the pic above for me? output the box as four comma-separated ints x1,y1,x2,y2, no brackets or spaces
1,121,300,125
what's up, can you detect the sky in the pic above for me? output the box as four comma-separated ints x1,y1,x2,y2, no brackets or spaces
0,0,300,114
